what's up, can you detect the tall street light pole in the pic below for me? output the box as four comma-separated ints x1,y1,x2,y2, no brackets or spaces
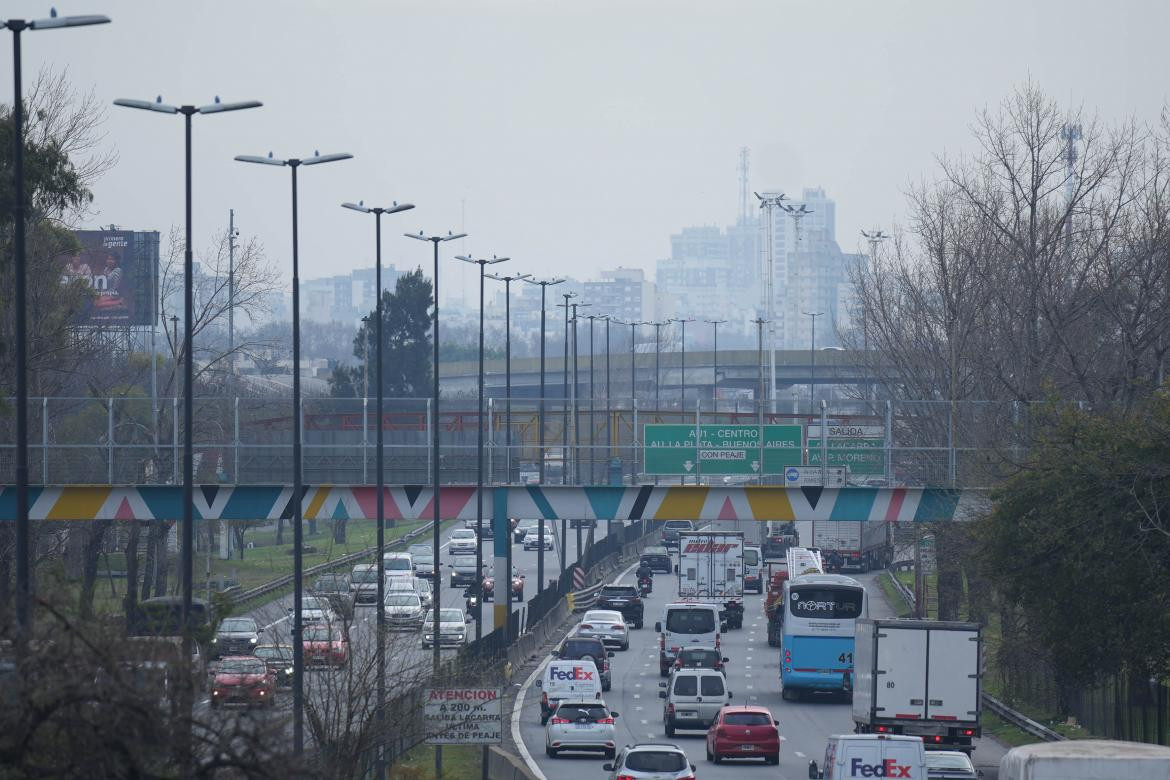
456,253,509,641
236,150,351,755
117,94,261,699
486,271,531,484
522,277,563,594
406,229,465,780
650,321,667,412
557,292,575,571
570,301,591,489
753,317,767,484
601,315,613,475
671,318,694,407
860,228,888,406
706,319,727,405
343,199,415,780
803,311,823,415
6,3,110,647
585,313,598,484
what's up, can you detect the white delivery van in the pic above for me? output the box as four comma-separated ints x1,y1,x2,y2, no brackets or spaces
743,544,763,593
809,734,927,780
655,603,722,677
536,659,603,724
999,740,1170,780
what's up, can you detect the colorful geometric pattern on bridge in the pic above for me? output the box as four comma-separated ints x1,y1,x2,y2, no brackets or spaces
0,484,986,523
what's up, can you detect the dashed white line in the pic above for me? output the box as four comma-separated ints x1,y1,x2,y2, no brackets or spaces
633,694,640,699
795,751,806,758
641,719,648,724
261,614,290,631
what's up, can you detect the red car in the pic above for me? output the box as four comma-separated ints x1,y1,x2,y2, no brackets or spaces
303,624,349,667
705,705,780,765
211,655,276,708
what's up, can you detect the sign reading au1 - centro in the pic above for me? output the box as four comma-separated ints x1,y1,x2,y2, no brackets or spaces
643,424,802,475
806,424,886,476
424,687,503,744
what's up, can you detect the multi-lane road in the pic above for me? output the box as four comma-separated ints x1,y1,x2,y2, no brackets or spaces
513,522,1008,780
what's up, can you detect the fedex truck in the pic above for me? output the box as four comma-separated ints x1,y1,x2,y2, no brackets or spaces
677,531,745,630
852,619,982,752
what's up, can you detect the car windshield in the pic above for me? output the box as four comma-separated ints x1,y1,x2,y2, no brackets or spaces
925,753,974,770
452,530,475,539
385,558,411,570
218,618,256,633
314,575,348,590
304,626,342,641
664,521,692,530
438,609,464,622
409,545,432,556
743,549,759,566
302,597,327,611
219,658,265,675
561,639,603,657
555,704,609,721
453,557,477,569
254,646,290,661
666,608,716,634
625,751,687,773
385,595,420,607
724,711,771,726
352,569,378,583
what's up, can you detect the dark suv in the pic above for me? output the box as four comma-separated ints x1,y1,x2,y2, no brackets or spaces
640,546,673,574
311,574,354,620
596,585,644,629
555,635,613,691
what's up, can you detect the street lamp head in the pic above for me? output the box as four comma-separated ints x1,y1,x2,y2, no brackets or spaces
301,152,353,166
405,230,466,242
30,10,110,29
342,201,372,213
235,153,287,166
114,97,179,114
386,202,415,214
197,97,263,115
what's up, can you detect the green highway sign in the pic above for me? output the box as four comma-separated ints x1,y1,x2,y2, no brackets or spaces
807,424,886,476
643,424,803,475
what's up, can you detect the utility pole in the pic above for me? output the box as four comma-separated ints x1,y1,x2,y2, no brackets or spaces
227,209,238,395
753,317,767,485
650,321,667,411
860,229,888,406
671,317,694,407
706,319,726,405
803,311,823,414
586,313,597,484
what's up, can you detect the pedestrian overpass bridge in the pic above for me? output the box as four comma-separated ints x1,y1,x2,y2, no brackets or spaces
0,484,987,523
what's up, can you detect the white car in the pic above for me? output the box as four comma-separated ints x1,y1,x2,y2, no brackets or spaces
422,608,469,648
545,699,619,759
576,610,629,651
523,525,556,550
386,576,433,610
448,529,478,556
289,595,337,626
408,544,436,577
382,552,413,578
383,593,425,630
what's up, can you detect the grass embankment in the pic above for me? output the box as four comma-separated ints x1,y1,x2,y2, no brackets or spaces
389,743,481,780
88,518,448,616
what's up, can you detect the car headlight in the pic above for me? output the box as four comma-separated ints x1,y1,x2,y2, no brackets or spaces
249,637,258,644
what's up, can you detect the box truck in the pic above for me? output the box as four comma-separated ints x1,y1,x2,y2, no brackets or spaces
813,520,892,572
677,531,745,629
999,740,1170,779
852,619,982,751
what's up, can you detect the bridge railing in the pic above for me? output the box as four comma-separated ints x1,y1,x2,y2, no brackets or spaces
0,396,1024,488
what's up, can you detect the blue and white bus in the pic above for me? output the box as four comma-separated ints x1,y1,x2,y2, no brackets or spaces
780,571,867,699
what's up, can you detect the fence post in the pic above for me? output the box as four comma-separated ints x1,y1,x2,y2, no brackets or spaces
42,397,48,484
107,398,115,484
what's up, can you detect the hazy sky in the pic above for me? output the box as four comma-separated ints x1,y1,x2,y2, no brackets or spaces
20,0,1170,306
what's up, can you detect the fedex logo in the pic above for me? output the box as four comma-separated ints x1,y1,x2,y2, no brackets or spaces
550,667,594,681
850,758,912,778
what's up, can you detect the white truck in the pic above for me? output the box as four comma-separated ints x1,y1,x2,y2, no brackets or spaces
677,531,745,630
999,740,1170,779
811,520,892,572
852,619,982,752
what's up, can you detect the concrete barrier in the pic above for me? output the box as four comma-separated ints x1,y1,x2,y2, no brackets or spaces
488,745,540,780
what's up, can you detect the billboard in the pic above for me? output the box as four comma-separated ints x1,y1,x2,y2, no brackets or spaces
59,230,159,326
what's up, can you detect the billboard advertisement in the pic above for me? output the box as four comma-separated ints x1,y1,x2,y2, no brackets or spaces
59,230,159,326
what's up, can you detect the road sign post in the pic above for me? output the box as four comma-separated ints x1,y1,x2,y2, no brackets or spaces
643,424,802,476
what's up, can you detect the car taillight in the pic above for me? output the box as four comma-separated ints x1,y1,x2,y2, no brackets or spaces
875,725,890,733
550,717,570,724
678,775,695,780
961,728,976,736
784,649,792,663
666,703,675,715
715,727,727,737
617,775,636,780
928,735,943,743
596,717,614,724
580,624,593,630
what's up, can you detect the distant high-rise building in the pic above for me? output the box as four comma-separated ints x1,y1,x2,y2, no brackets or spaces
583,267,657,324
299,264,403,324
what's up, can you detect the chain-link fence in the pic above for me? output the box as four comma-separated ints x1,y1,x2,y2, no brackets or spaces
0,395,1027,487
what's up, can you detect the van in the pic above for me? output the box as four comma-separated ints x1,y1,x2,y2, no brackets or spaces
383,552,413,580
536,659,603,724
657,668,731,736
655,603,722,676
743,545,763,593
809,734,927,780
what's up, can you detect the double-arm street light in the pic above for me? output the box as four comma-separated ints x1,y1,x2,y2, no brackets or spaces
343,199,415,780
521,277,564,593
485,271,531,483
649,321,668,411
455,253,509,642
117,94,261,679
236,149,352,754
671,317,694,407
6,8,110,641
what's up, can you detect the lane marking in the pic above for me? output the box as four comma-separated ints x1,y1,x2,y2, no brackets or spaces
795,751,806,758
261,614,290,631
510,646,552,780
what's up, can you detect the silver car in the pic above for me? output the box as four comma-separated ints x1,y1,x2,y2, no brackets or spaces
577,610,630,651
290,596,337,626
448,529,478,556
604,744,695,780
544,700,619,759
409,544,436,577
523,524,556,550
383,593,425,630
925,750,978,779
422,608,469,648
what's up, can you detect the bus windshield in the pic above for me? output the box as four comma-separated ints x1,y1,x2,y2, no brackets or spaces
788,586,863,619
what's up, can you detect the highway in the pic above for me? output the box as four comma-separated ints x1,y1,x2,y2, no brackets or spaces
513,522,1009,780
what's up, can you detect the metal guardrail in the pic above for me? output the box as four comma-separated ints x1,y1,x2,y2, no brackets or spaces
226,521,434,608
882,567,1064,743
